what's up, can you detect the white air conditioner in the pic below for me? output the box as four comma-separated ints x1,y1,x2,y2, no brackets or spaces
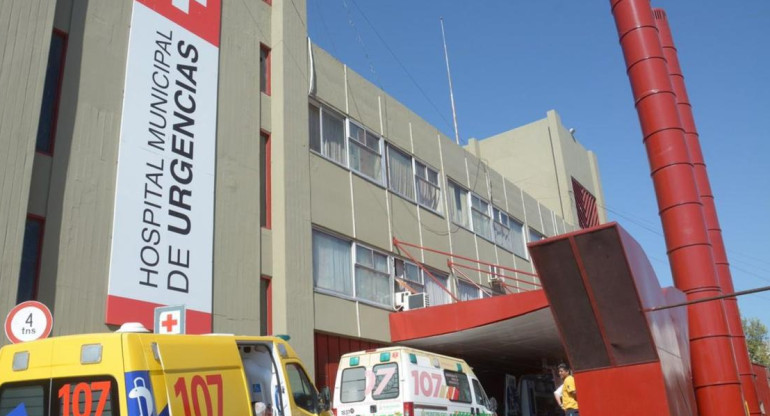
394,292,429,311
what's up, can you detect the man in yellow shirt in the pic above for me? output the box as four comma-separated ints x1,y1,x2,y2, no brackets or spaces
558,363,578,415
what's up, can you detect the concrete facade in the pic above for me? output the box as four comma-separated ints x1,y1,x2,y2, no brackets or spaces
0,0,606,380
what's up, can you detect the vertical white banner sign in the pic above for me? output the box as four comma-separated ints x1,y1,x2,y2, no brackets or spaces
106,0,221,333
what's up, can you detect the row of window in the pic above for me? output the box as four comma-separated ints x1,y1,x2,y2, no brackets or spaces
309,102,551,261
448,181,546,258
309,103,442,213
313,229,501,308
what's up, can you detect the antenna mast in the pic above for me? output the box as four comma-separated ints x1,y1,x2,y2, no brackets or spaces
440,17,461,146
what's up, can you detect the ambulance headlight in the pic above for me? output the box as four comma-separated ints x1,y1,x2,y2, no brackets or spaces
12,351,29,371
81,344,103,364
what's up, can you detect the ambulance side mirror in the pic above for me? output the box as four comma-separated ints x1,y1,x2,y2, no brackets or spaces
319,386,332,411
488,397,498,412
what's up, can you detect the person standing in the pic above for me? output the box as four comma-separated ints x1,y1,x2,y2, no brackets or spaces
557,363,578,415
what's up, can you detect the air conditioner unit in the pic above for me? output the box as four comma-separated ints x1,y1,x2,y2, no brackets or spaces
394,292,429,311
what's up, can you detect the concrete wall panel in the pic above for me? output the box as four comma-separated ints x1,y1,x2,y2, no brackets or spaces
381,96,411,152
211,0,265,334
310,154,353,235
419,209,450,272
412,124,441,169
358,304,391,342
504,179,526,222
311,45,346,113
346,70,381,134
0,0,56,332
352,176,389,251
42,0,131,335
390,195,420,252
523,193,543,234
540,204,555,236
314,293,358,338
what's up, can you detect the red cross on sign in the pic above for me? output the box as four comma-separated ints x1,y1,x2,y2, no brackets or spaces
154,305,185,334
162,313,178,333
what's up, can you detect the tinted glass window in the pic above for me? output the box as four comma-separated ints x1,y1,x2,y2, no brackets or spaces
443,370,471,403
0,384,46,416
286,363,318,413
54,378,118,416
372,363,398,400
17,217,44,303
340,367,366,403
471,379,489,407
36,32,66,154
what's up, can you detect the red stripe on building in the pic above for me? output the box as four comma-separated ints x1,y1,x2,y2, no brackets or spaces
572,178,600,228
135,0,221,47
105,295,212,333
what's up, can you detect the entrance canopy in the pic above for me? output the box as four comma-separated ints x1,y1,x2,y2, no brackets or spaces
389,290,565,374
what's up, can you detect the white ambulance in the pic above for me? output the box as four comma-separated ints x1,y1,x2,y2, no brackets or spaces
333,347,497,416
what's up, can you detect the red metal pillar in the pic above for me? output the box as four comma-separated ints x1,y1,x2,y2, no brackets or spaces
654,8,761,415
608,1,745,415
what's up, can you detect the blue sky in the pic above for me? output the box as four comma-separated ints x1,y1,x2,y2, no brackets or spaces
307,1,770,328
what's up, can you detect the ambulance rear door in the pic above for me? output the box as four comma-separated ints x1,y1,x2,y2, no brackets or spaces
154,336,252,415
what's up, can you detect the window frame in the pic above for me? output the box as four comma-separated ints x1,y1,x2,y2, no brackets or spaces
393,258,425,294
36,29,68,156
414,160,442,214
260,130,272,229
285,362,320,414
260,43,271,96
309,103,348,167
339,367,367,403
385,144,416,202
353,244,392,307
17,215,45,304
371,362,400,400
470,193,493,241
347,119,384,185
448,180,471,230
443,370,472,404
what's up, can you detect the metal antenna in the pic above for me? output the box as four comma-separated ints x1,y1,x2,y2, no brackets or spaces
440,17,461,146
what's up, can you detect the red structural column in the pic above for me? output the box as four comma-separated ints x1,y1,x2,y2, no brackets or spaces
654,8,760,414
608,1,745,415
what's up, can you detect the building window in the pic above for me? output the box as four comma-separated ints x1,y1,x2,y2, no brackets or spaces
394,259,423,293
492,207,514,252
528,228,544,244
425,269,450,306
260,276,272,335
354,245,390,306
386,145,414,200
509,217,527,258
312,230,353,296
470,194,492,241
572,178,600,228
260,131,271,229
36,30,67,155
347,120,383,184
448,180,469,228
17,216,45,303
415,161,441,212
260,44,271,95
456,279,480,301
309,103,347,165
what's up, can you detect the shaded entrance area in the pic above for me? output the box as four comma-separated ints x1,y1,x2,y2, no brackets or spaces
390,289,564,374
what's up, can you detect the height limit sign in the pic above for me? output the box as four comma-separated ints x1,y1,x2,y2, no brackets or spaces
4,301,53,344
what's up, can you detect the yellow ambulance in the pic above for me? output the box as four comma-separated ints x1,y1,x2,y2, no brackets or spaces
0,326,332,416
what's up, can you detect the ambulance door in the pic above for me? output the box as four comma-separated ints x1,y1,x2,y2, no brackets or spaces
154,337,252,415
282,359,324,416
470,378,496,416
